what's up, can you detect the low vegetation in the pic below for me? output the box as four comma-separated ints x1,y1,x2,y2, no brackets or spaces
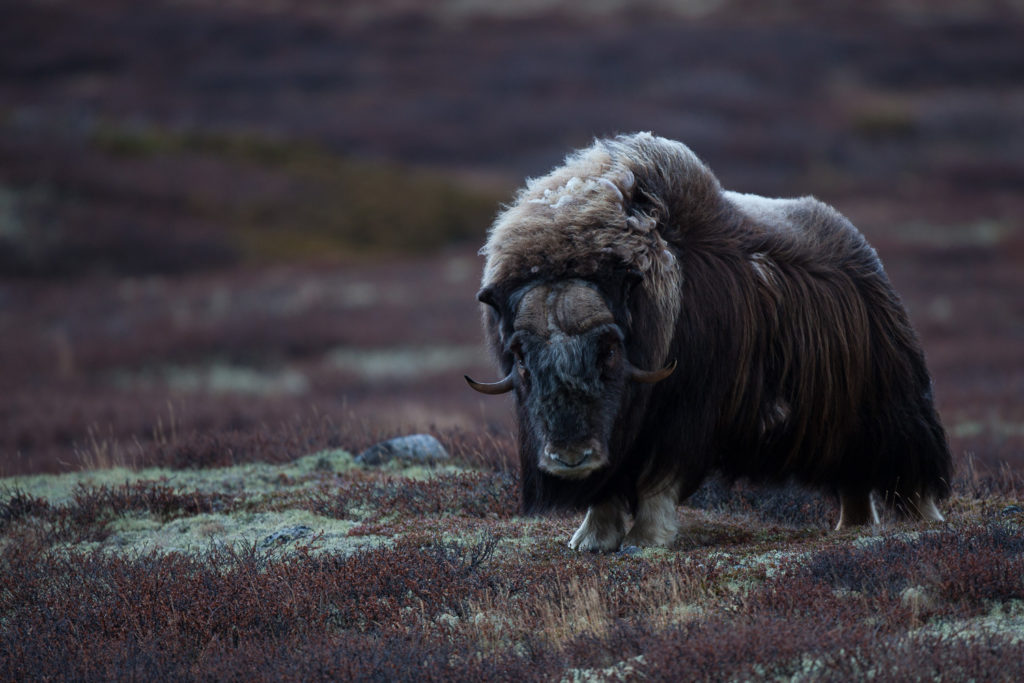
1,448,1021,679
2,1,1022,677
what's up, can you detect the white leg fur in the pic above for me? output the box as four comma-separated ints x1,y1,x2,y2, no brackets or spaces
569,498,626,552
623,486,679,548
835,491,879,530
906,493,945,523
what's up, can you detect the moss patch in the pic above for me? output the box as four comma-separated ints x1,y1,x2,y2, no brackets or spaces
104,509,378,557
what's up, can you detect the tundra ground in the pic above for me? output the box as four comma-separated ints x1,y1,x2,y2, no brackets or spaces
2,1,1022,678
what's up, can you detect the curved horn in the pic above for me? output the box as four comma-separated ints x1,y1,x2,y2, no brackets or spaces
465,371,515,395
627,359,677,384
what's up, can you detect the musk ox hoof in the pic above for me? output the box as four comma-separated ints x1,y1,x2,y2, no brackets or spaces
568,503,626,552
568,526,623,552
622,524,677,548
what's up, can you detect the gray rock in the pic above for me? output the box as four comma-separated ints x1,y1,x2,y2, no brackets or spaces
260,525,313,548
355,434,449,466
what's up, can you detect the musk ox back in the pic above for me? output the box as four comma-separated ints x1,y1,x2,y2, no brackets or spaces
467,132,951,551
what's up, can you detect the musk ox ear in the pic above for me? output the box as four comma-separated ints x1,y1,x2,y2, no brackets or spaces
477,284,507,332
477,286,499,310
599,266,643,328
477,284,510,331
477,284,517,370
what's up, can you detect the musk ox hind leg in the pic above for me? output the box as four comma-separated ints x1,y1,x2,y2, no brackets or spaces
835,491,880,530
569,498,627,552
622,485,680,548
910,494,945,523
890,490,946,523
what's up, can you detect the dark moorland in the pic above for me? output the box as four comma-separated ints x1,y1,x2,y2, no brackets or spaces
1,0,1023,679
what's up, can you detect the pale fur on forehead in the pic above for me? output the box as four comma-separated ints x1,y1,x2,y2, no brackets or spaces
513,281,614,337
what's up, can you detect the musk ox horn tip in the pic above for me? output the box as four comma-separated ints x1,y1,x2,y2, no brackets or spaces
465,372,515,395
629,359,677,384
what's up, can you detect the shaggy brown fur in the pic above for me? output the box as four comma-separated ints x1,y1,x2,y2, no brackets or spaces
475,132,951,540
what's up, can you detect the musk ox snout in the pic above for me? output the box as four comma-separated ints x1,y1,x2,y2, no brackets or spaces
541,438,608,478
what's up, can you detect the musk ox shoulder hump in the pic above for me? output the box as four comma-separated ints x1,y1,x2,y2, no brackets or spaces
722,189,873,265
722,191,808,232
722,190,853,236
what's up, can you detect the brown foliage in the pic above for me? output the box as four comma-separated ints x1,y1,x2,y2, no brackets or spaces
0,3,1022,679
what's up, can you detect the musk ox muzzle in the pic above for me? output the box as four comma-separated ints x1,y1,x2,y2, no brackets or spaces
465,280,675,480
541,438,606,478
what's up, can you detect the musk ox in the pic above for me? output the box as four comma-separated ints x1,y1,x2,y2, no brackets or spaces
466,132,951,551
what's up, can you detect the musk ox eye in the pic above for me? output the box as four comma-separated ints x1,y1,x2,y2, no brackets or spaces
601,341,621,372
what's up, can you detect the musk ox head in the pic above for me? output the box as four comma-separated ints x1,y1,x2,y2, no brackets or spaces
466,279,674,480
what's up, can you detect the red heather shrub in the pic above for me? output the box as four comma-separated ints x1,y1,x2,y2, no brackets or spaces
69,480,238,521
1,481,240,545
802,523,1024,612
591,571,885,681
627,617,1024,682
0,488,50,530
0,534,524,680
820,632,1024,682
194,630,561,682
610,525,1023,680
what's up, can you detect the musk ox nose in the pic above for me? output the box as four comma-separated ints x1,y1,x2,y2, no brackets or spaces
544,445,593,468
540,440,608,478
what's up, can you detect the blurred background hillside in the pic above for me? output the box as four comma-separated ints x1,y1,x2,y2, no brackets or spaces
1,0,1022,476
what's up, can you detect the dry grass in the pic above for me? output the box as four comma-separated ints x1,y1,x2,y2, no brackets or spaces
2,430,1022,679
1,1,1022,677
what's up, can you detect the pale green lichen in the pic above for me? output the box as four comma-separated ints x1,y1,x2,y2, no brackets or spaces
101,509,380,557
0,449,362,505
914,600,1024,645
377,460,469,481
0,447,488,559
0,446,482,510
562,654,646,683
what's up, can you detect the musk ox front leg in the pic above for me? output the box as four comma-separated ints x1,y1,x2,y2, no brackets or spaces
623,484,680,548
568,498,627,552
